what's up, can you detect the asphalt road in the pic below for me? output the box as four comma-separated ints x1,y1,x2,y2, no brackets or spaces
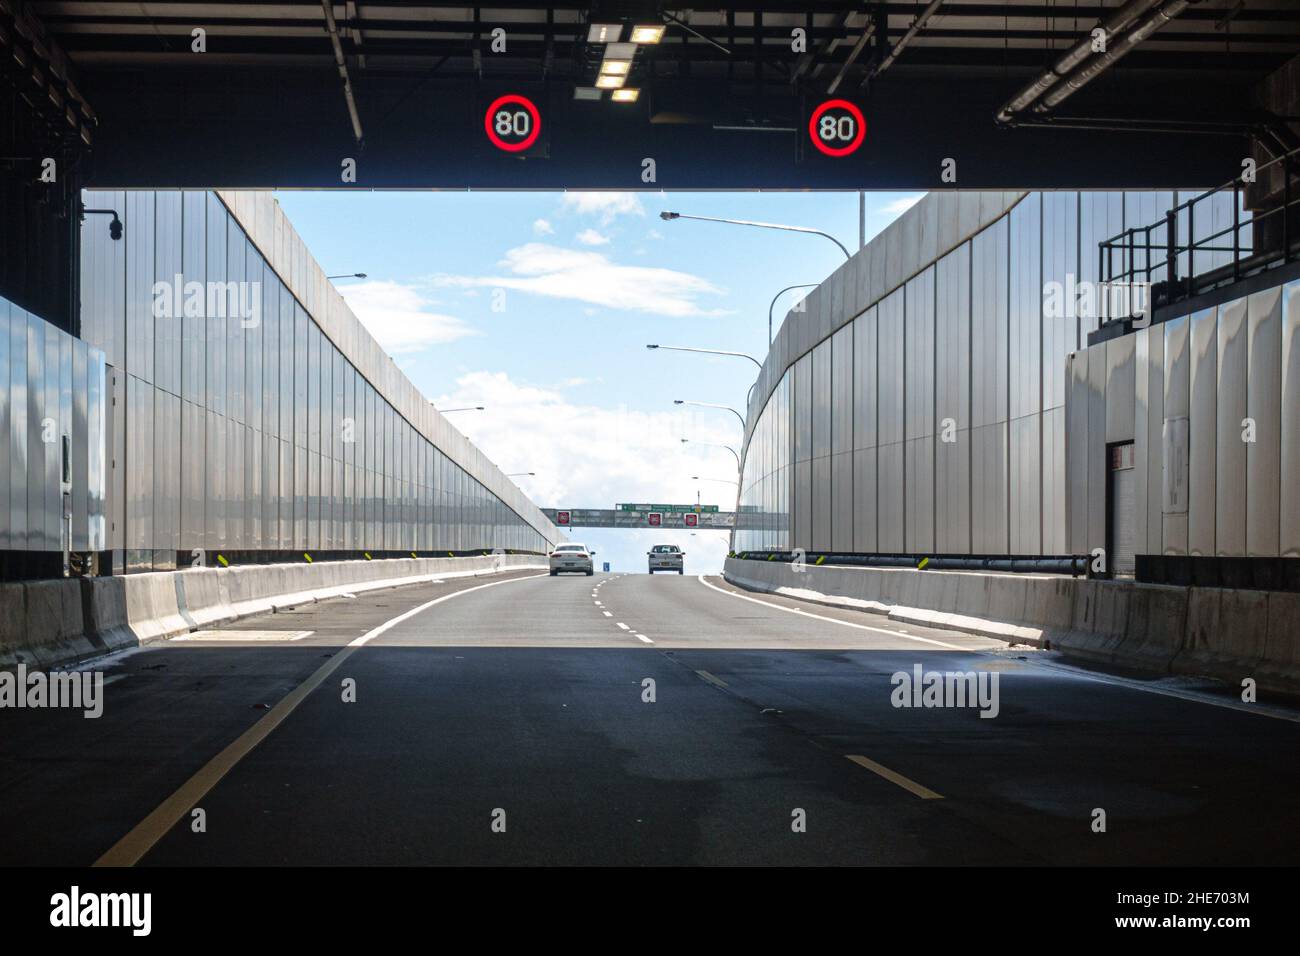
2,568,1298,866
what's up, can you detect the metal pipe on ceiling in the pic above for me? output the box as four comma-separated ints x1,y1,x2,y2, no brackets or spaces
1035,0,1194,112
321,0,364,144
867,0,944,81
995,0,1164,124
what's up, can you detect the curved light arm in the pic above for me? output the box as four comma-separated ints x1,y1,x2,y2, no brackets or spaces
681,438,741,474
673,399,745,431
660,211,851,260
646,343,761,370
769,283,819,344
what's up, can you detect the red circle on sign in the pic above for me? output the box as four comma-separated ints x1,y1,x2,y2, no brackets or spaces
808,99,866,157
485,94,542,153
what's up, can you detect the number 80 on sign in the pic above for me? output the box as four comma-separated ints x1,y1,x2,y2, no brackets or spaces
484,93,542,153
807,99,866,158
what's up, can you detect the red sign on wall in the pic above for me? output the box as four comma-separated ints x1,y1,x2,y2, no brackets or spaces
807,98,867,158
647,512,662,527
484,93,542,153
557,510,570,526
684,513,698,528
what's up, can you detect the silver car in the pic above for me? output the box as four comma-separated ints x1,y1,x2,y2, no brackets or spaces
549,543,594,576
647,544,684,574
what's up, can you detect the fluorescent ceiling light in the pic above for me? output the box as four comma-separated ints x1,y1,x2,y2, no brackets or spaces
573,87,603,101
595,74,626,90
600,59,631,76
604,42,637,60
630,25,665,44
587,23,621,43
611,88,640,103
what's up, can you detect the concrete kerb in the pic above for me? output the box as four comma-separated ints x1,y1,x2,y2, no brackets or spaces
0,555,547,672
722,558,1300,692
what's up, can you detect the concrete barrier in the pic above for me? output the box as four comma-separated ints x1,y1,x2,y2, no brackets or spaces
723,557,1300,695
0,554,547,670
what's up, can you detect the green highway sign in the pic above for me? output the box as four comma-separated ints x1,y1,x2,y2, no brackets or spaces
616,503,720,513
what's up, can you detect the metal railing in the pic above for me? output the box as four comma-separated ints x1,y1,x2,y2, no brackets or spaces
1100,145,1299,316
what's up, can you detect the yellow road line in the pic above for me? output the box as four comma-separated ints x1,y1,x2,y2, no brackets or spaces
845,754,944,800
94,572,546,867
694,669,729,689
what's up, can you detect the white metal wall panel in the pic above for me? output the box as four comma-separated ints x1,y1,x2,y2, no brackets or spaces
153,389,180,555
0,302,11,550
1065,351,1089,552
1105,334,1136,444
1162,318,1191,554
812,455,832,550
1087,341,1107,554
1008,196,1041,422
1009,415,1040,554
25,319,46,551
971,422,1008,553
877,287,905,549
971,218,1008,429
154,191,182,399
935,245,971,554
1041,193,1078,412
1187,307,1217,555
1284,280,1300,557
1215,297,1248,555
1246,287,1282,556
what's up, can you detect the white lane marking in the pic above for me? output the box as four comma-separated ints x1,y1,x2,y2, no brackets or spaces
700,576,1300,723
695,575,965,649
637,635,654,644
1017,656,1300,724
616,622,629,630
348,573,549,648
602,611,613,617
94,571,547,867
594,601,602,606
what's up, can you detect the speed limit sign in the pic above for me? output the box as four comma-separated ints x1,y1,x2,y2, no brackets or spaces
484,93,542,153
807,99,866,158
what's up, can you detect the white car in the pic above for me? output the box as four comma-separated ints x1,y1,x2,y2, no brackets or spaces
549,543,594,576
647,544,684,574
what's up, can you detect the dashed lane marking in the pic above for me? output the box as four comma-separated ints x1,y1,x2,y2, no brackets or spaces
846,754,944,800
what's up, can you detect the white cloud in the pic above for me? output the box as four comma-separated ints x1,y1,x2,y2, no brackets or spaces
875,194,925,217
338,280,475,354
430,243,727,317
533,218,555,236
435,370,738,571
560,191,645,224
576,228,610,246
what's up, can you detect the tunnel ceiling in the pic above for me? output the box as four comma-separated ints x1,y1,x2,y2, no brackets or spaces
16,1,1300,188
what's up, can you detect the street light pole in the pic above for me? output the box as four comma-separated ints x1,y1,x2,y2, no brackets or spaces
435,405,485,413
681,438,741,475
326,272,368,280
769,283,819,345
645,343,761,369
659,211,851,261
673,399,745,431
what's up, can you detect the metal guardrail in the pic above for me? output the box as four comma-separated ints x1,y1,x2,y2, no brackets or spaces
730,550,1092,577
1099,145,1299,316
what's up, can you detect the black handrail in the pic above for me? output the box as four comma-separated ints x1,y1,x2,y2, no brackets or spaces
1099,145,1300,317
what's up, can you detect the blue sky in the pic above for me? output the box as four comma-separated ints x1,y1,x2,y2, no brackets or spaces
273,189,922,573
